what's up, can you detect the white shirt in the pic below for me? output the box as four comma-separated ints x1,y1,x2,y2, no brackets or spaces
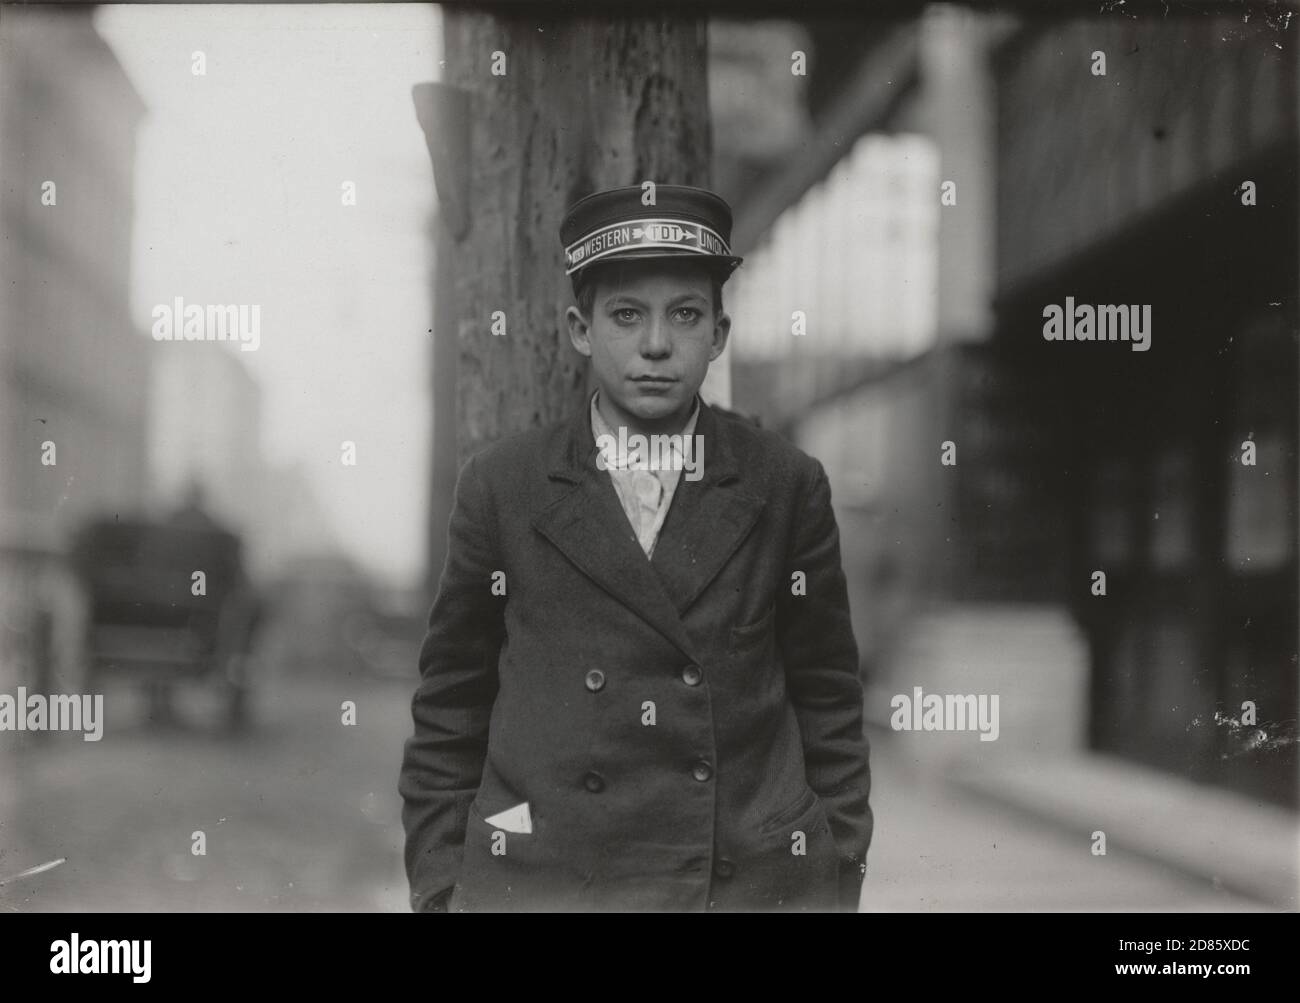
589,389,701,559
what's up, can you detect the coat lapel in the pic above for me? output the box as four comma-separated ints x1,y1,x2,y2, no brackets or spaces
531,398,765,660
650,403,766,614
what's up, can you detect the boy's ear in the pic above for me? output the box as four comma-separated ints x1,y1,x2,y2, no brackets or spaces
566,305,593,357
708,311,731,362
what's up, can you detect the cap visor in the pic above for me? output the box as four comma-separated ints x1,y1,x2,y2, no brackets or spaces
567,248,743,277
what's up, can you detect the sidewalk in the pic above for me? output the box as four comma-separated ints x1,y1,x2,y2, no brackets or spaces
858,601,1298,911
859,726,1282,912
946,750,1298,911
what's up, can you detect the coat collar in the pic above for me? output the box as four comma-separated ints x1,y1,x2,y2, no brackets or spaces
532,395,765,661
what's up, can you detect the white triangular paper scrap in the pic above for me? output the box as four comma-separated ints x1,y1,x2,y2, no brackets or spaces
483,802,533,834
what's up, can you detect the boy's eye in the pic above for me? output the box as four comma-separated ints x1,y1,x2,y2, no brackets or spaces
609,305,704,324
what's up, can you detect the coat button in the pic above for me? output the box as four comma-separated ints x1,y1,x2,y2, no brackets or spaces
713,857,735,879
692,760,713,782
681,664,703,686
583,771,605,793
584,669,606,692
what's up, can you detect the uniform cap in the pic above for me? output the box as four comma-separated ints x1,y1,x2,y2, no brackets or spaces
560,184,743,278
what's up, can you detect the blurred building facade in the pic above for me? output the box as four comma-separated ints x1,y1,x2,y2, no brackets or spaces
716,7,1298,807
1,8,382,721
0,6,148,858
147,345,315,583
149,349,262,509
993,15,1297,805
148,345,352,673
0,7,149,541
0,8,148,692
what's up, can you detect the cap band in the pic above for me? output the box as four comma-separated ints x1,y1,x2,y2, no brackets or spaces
565,217,733,275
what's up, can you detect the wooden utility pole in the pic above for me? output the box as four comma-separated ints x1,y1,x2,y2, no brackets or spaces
416,9,712,588
438,10,712,459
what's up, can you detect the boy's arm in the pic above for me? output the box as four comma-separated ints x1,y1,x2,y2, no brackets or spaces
399,453,504,912
777,457,873,913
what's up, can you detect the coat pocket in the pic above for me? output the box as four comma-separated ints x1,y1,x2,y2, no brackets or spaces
758,784,819,836
729,602,776,654
462,797,542,876
456,799,543,911
729,785,839,912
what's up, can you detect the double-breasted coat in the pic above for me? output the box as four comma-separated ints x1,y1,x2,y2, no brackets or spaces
399,398,873,912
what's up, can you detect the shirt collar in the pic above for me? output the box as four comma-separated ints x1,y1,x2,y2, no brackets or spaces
590,389,701,471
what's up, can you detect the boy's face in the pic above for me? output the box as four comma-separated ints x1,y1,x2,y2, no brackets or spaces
566,260,731,434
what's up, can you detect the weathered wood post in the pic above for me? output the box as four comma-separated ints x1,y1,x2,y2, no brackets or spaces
415,9,714,586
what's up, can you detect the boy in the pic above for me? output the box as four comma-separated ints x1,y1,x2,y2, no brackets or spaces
399,184,872,912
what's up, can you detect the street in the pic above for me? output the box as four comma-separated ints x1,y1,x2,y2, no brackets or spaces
5,670,411,913
3,669,1273,913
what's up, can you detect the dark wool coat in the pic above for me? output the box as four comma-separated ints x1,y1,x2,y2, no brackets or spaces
399,399,873,912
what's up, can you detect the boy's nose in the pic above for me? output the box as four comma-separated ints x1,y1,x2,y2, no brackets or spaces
640,317,671,357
